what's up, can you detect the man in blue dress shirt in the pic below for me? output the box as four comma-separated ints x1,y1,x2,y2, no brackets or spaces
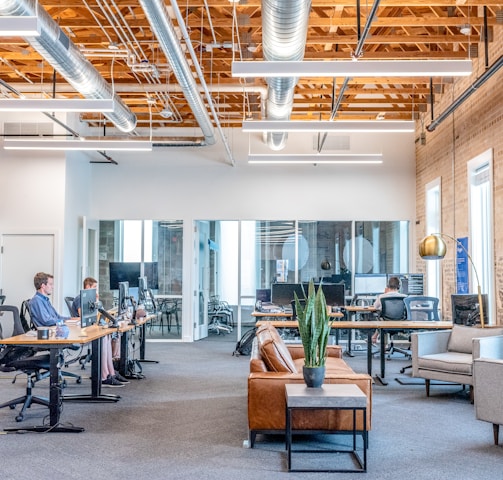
29,272,70,327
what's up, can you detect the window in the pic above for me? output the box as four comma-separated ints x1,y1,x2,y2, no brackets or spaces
425,178,441,298
468,149,494,323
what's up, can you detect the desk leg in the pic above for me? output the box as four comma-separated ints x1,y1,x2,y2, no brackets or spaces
4,348,85,433
373,330,388,386
366,330,373,376
138,321,158,364
63,337,120,403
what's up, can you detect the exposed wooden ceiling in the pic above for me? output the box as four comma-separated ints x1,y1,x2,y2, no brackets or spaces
0,1,502,135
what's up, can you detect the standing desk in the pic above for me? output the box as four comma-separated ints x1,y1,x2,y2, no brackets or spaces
0,323,118,433
255,320,453,384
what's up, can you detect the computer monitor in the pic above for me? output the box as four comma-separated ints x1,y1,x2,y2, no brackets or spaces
451,294,488,326
388,273,424,295
80,288,98,328
255,288,271,303
271,283,305,307
321,283,345,307
118,281,131,319
138,276,148,304
109,262,159,290
354,274,387,295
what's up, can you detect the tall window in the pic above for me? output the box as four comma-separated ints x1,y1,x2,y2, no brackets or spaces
425,178,441,298
468,149,494,323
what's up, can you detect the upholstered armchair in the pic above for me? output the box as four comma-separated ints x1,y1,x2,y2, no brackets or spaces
411,325,503,401
473,338,503,445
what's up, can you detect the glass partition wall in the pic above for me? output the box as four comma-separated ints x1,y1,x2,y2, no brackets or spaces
99,220,183,340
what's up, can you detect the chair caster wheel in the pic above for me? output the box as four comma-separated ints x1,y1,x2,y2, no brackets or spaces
62,380,67,388
76,377,82,384
9,405,16,410
15,415,24,422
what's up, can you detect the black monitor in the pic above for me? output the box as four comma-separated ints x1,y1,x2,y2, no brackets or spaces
256,288,271,303
354,274,387,295
321,283,345,307
80,288,98,328
388,273,424,295
138,276,148,304
118,281,131,319
451,294,488,326
109,262,159,290
271,283,305,306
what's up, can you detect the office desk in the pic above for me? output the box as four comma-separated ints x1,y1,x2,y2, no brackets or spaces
340,306,377,355
1,324,117,433
256,320,453,383
252,310,344,319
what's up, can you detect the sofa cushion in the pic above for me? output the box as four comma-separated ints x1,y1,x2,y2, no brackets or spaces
255,324,297,373
418,352,473,375
447,325,503,354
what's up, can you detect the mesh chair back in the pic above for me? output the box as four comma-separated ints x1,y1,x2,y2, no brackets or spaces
404,296,440,321
64,296,77,317
0,305,26,338
380,296,407,320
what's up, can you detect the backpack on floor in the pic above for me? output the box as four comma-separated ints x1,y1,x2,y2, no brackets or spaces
232,327,257,357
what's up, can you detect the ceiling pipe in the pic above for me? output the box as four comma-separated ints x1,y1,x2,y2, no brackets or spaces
427,55,503,132
0,0,137,133
262,0,312,151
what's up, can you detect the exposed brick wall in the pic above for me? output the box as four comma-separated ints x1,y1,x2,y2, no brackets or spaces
415,28,503,324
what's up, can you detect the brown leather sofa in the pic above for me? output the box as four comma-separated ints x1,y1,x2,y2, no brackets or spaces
248,323,372,447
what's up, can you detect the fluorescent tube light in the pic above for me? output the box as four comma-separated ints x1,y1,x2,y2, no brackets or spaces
248,153,383,164
232,59,473,78
0,98,115,112
3,138,153,151
242,120,415,133
0,16,40,37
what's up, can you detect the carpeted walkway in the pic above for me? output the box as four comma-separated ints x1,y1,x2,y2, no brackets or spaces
0,335,501,480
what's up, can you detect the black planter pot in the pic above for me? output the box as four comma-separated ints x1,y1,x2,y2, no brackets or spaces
302,366,326,388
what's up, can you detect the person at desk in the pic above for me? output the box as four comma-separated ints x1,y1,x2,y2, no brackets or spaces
73,277,128,388
371,276,406,344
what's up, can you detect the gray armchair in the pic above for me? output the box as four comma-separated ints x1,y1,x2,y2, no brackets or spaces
473,338,503,445
411,325,503,401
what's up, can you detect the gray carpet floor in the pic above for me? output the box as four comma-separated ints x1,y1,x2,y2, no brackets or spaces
0,335,501,480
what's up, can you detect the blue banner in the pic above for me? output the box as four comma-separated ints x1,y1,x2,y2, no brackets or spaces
456,237,469,294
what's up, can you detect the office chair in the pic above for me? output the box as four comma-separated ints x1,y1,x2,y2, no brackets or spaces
22,300,82,384
400,296,440,373
379,296,408,358
0,294,5,305
0,305,51,422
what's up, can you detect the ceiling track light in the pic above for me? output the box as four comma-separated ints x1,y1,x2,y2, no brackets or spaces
0,98,115,112
3,138,153,151
242,120,415,133
232,59,473,78
248,153,383,164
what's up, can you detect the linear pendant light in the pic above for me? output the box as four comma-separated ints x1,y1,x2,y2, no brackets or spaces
0,16,40,37
232,59,473,78
248,153,383,164
242,120,415,133
0,98,115,112
3,138,153,151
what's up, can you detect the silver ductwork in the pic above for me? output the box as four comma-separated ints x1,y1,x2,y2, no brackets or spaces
139,0,216,146
0,0,137,133
262,0,311,150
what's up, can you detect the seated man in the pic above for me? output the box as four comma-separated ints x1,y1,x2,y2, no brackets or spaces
73,276,128,387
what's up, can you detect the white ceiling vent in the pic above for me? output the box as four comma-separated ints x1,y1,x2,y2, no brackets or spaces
3,122,54,137
312,134,350,151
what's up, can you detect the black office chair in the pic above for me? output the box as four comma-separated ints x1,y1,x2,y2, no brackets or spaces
379,296,408,358
0,305,51,422
0,295,5,305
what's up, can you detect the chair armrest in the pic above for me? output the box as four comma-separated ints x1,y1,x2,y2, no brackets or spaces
473,335,503,361
411,329,451,357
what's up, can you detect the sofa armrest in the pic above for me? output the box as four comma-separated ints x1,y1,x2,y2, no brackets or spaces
412,329,451,357
474,357,503,425
474,335,503,361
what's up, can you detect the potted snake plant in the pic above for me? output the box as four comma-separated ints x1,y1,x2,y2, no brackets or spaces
294,280,332,388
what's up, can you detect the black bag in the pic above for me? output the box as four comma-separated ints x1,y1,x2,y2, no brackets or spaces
232,327,257,357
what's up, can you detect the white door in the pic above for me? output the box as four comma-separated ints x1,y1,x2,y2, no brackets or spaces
81,216,99,283
0,234,55,310
194,222,209,340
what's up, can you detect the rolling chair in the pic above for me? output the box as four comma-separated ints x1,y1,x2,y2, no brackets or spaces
379,296,408,358
22,299,82,384
400,296,440,374
0,305,51,422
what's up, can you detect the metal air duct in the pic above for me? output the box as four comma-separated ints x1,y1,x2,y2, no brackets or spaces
139,0,216,146
0,0,137,133
262,0,311,150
